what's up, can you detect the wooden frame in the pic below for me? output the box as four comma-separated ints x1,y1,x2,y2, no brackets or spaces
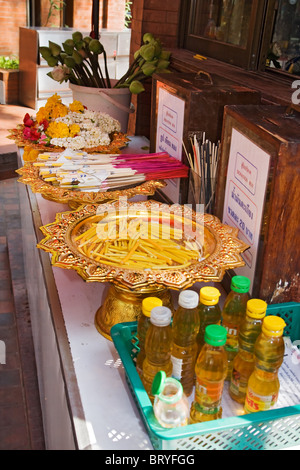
179,0,268,70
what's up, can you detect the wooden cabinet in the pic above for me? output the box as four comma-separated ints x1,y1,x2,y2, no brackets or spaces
215,104,300,303
150,72,260,203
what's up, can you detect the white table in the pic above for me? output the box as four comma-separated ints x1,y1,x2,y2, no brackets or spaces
17,137,226,450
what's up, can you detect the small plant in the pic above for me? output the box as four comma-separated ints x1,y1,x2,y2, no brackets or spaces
0,56,19,70
125,1,132,28
44,0,66,27
40,31,171,94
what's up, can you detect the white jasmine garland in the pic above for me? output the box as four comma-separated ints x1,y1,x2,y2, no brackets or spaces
50,109,121,150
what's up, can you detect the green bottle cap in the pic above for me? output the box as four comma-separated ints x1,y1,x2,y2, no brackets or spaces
151,370,166,396
231,275,251,293
151,371,183,403
204,324,227,346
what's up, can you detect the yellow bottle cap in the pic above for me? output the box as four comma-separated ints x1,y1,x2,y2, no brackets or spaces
246,299,267,319
262,315,286,337
199,286,221,305
142,297,163,317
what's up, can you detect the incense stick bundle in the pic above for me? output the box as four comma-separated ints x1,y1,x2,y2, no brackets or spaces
35,150,189,191
183,133,220,213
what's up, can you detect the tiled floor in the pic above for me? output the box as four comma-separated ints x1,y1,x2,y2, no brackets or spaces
0,104,45,449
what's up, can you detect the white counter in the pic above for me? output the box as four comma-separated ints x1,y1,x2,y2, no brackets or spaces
18,137,224,450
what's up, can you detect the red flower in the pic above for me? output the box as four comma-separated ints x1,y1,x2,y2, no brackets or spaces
23,126,41,142
23,113,34,127
29,128,41,141
39,119,49,130
23,127,32,139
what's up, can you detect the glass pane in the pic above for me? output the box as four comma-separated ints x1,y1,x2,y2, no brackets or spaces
190,0,254,48
267,0,300,75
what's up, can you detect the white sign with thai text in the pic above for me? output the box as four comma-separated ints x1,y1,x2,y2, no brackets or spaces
155,85,185,203
222,128,271,292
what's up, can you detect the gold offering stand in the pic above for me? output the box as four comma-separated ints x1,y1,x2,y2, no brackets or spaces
37,200,249,340
16,162,166,209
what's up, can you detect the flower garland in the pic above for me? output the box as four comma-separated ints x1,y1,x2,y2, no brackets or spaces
22,93,121,150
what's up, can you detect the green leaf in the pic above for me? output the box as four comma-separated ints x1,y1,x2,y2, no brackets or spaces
39,46,52,60
49,41,61,57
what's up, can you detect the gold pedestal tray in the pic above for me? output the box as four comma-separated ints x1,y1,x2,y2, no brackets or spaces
37,200,249,340
16,163,166,208
95,284,173,340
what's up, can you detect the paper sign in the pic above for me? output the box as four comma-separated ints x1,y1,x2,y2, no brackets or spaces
222,128,271,292
155,84,185,203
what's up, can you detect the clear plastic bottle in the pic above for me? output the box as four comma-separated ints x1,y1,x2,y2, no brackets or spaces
152,371,189,428
229,298,267,404
190,324,228,423
244,315,286,414
222,276,251,380
136,297,163,377
196,286,221,356
142,306,173,402
171,290,200,397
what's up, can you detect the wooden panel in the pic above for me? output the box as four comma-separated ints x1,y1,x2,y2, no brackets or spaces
215,104,300,303
150,72,261,203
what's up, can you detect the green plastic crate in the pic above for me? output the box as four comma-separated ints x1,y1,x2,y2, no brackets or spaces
111,302,300,450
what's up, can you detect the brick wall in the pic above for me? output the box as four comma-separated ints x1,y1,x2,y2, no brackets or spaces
0,0,127,56
74,0,126,31
0,0,27,56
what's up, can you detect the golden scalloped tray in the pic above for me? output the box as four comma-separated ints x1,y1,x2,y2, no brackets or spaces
7,127,129,154
16,162,166,206
37,200,249,291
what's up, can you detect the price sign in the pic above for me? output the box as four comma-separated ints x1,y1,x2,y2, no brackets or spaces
155,84,185,203
222,128,271,292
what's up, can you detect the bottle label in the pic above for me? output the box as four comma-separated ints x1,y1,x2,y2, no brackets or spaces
230,368,248,397
171,355,183,380
245,387,278,412
223,321,239,352
195,377,224,403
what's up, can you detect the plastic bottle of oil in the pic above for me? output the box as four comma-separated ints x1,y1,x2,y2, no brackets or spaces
222,276,251,380
152,371,190,428
142,306,173,402
190,324,228,423
244,315,286,414
229,298,267,404
196,286,222,356
171,290,200,396
136,297,163,377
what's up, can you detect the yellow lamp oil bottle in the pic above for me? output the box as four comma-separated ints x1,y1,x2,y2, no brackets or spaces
229,298,267,404
171,290,200,396
221,276,250,380
196,286,221,356
244,315,286,413
136,297,163,377
142,306,173,402
190,324,228,423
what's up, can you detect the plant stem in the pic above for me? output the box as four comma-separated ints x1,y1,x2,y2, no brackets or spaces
81,61,100,87
103,49,111,88
114,55,141,87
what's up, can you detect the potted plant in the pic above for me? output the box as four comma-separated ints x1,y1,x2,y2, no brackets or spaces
39,31,171,131
0,55,19,104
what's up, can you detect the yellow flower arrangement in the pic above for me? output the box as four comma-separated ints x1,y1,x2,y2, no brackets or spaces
22,93,121,150
69,100,84,113
36,93,69,123
47,121,70,139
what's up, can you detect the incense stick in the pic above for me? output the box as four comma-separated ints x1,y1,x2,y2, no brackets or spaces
183,133,220,213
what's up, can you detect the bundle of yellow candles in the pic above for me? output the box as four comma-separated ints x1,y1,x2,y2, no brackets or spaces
74,219,203,270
